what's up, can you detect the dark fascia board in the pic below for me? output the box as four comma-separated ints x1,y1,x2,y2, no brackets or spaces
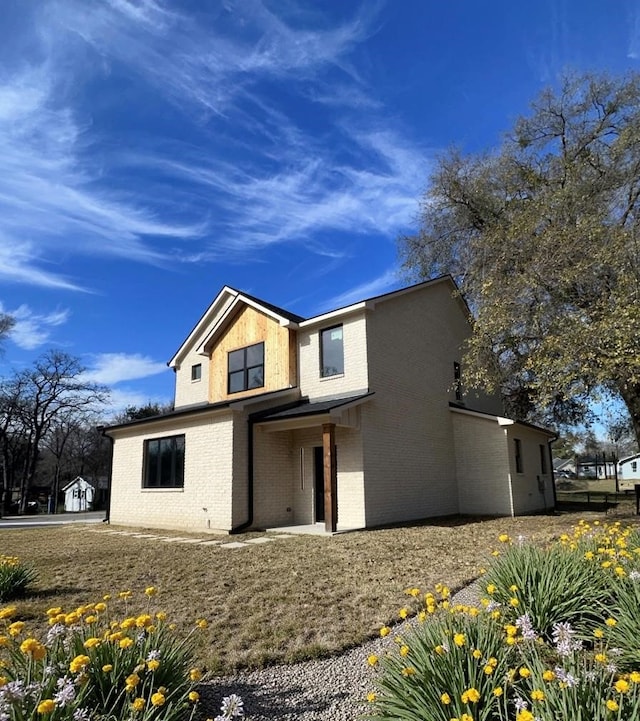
449,402,557,438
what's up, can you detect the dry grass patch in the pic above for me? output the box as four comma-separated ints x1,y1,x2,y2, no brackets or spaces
2,509,638,675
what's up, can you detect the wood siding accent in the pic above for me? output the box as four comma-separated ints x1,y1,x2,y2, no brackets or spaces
323,422,337,532
209,305,297,403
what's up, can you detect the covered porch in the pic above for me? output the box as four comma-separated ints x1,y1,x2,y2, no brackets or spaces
250,393,373,532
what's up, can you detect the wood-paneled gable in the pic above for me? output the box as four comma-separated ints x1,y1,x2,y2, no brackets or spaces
209,305,298,402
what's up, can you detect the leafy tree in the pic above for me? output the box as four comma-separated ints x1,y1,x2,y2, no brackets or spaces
113,402,173,423
400,71,640,444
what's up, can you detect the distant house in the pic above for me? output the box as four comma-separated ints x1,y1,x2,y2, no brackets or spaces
103,276,556,534
62,477,95,512
618,454,640,492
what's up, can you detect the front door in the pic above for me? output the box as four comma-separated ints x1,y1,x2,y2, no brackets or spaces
313,446,324,522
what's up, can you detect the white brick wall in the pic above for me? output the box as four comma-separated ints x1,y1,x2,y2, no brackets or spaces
298,313,369,400
109,411,237,532
451,411,513,516
505,425,555,514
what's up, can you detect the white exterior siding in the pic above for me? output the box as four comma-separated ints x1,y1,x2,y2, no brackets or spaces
173,351,210,409
361,282,476,526
506,425,554,514
298,313,369,400
451,412,513,516
109,412,236,532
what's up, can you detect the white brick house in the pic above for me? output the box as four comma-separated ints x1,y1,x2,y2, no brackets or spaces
103,276,556,533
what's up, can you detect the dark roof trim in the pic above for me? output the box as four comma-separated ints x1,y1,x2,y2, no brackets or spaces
252,392,374,423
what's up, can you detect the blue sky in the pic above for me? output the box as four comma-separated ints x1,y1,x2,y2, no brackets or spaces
0,0,639,420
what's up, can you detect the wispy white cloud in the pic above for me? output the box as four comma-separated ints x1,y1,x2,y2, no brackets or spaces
322,267,401,310
0,302,70,350
82,353,168,385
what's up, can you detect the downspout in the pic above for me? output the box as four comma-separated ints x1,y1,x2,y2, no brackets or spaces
230,416,254,534
98,427,114,524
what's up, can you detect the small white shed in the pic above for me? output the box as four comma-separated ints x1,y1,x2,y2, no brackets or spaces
62,477,95,512
618,454,640,491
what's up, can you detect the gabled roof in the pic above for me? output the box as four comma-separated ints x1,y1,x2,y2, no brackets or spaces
169,274,465,367
62,476,94,492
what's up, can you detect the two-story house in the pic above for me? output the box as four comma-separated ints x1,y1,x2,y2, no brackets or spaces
103,276,556,534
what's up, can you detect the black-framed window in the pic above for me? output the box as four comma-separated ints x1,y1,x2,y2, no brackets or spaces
514,438,523,474
191,363,202,381
228,342,264,394
539,444,548,475
143,435,185,488
453,361,462,402
320,325,344,377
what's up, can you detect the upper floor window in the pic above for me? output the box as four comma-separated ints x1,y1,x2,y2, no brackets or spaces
320,325,344,378
191,363,202,382
143,435,185,489
632,461,638,473
453,361,462,402
514,438,523,474
228,342,264,393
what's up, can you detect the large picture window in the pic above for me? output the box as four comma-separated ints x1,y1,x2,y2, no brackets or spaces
320,325,344,377
143,435,185,488
228,342,264,393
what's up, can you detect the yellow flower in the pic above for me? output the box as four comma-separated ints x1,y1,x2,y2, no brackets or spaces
188,691,200,703
606,699,619,711
440,692,451,704
120,618,136,630
461,715,473,721
399,608,409,619
367,655,378,666
493,687,503,697
401,666,416,676
136,614,152,628
615,679,630,694
595,653,608,664
132,698,145,712
531,689,545,701
484,665,495,675
151,692,166,707
509,584,518,592
8,621,25,636
594,629,605,639
498,533,510,543
380,626,391,638
84,637,101,649
461,687,480,703
630,671,640,684
102,664,113,673
509,597,519,607
516,711,534,721
453,633,466,647
46,607,62,617
519,667,531,678
0,606,16,620
400,645,410,657
189,668,203,682
95,602,107,613
366,692,376,702
147,659,160,671
196,619,208,629
156,611,167,622
435,645,446,655
20,638,46,660
118,590,132,599
145,586,157,596
505,625,517,637
36,699,56,714
119,638,134,649
69,655,90,674
472,649,482,659
585,551,595,560
542,669,555,682
605,618,617,627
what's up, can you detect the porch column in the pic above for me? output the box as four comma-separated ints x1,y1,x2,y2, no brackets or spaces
322,422,337,532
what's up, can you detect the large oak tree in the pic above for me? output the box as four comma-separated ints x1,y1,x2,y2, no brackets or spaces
400,72,640,444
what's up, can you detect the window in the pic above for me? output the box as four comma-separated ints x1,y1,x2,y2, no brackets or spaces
320,325,344,377
228,342,264,394
191,363,202,382
514,438,523,473
453,361,462,402
143,435,185,488
539,444,548,474
632,461,638,473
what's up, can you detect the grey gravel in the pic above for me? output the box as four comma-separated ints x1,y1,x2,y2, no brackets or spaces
199,582,482,720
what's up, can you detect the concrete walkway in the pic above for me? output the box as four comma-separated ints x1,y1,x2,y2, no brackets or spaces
89,526,297,550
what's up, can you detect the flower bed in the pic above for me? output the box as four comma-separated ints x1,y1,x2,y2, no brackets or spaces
366,520,640,720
